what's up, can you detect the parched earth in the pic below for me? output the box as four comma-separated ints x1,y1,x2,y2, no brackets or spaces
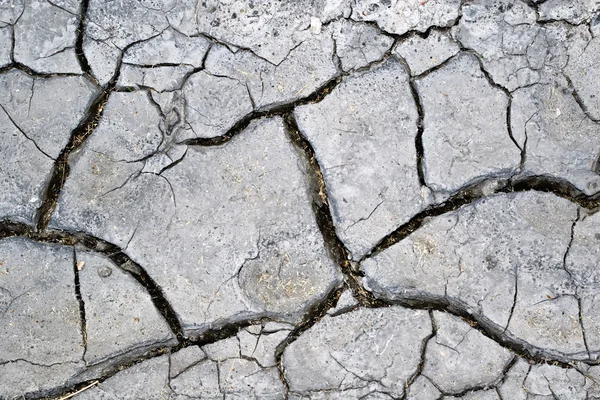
1,0,600,399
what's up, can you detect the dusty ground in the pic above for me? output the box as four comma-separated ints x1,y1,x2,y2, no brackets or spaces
1,0,600,399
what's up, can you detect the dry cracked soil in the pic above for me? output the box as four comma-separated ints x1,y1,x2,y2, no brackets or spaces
1,0,600,399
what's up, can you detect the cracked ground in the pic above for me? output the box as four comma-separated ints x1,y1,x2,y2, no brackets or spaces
1,0,600,399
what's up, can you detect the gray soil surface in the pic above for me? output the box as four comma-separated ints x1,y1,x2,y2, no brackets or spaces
1,0,600,399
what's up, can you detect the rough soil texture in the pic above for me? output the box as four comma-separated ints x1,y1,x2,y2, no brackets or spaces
1,0,600,399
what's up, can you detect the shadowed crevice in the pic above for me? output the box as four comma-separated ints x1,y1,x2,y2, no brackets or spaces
74,0,94,80
362,174,600,261
0,61,82,78
282,112,378,307
33,32,168,232
181,75,343,147
0,221,183,342
0,219,350,399
401,310,437,399
72,248,88,361
33,85,112,231
274,284,345,398
2,216,596,398
367,291,599,367
408,78,427,187
181,46,399,149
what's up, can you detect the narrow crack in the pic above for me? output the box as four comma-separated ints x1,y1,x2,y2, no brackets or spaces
0,221,183,343
577,296,592,360
0,103,54,160
345,200,384,232
519,112,531,171
536,17,592,28
330,353,377,386
0,61,82,78
463,48,526,160
274,284,345,399
33,33,165,232
181,45,396,149
401,309,437,400
33,85,112,231
564,208,592,361
440,355,519,397
4,5,600,397
346,13,461,44
72,248,88,361
408,76,427,187
38,45,75,61
282,112,378,306
563,208,579,275
182,75,343,147
504,270,519,333
362,174,600,261
494,355,519,394
564,74,600,123
167,42,213,92
9,23,16,62
74,0,95,83
0,359,80,368
183,28,279,68
0,219,353,399
3,211,594,397
365,293,597,368
122,62,196,69
27,77,36,117
46,0,77,16
506,94,525,165
409,49,462,78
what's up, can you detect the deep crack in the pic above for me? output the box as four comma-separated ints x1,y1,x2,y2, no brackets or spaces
72,248,88,361
3,2,600,398
362,174,600,261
